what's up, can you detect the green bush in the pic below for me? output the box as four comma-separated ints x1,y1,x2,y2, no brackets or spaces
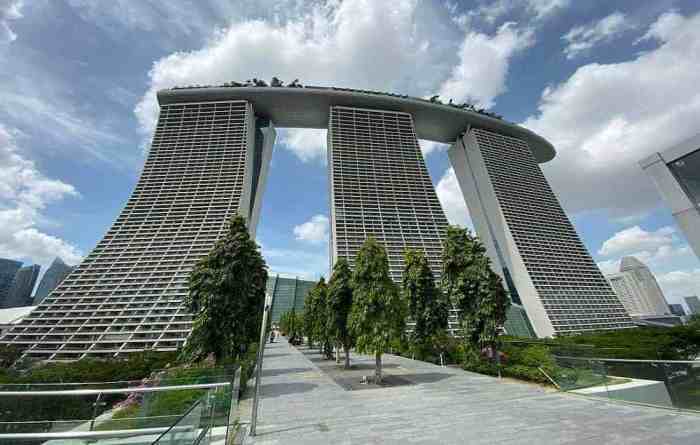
0,351,178,432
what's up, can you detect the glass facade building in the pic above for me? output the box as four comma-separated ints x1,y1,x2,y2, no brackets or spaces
3,265,41,309
33,257,75,305
641,134,700,260
0,259,22,308
684,296,700,315
267,275,316,323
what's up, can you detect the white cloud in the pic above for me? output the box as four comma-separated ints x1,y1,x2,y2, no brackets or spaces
293,214,329,244
596,258,620,276
0,124,83,269
65,0,230,42
598,225,675,256
563,12,635,59
0,0,22,43
526,0,570,21
464,0,569,25
418,139,449,157
435,167,473,229
438,22,534,108
135,0,442,160
261,245,329,280
524,10,700,218
278,129,327,163
0,90,125,164
657,268,700,300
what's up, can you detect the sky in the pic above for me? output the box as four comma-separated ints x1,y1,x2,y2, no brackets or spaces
1,0,700,309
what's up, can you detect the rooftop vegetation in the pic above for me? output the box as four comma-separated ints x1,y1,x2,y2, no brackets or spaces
169,77,505,120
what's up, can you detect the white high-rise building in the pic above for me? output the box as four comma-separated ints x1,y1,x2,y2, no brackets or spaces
606,256,670,317
449,128,633,337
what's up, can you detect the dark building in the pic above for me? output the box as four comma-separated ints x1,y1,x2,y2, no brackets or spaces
267,275,316,323
33,257,75,305
3,265,41,308
684,296,700,315
0,259,22,307
668,303,686,317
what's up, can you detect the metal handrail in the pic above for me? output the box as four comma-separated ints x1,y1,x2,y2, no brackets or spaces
0,426,192,441
0,381,230,396
0,373,232,388
554,356,700,365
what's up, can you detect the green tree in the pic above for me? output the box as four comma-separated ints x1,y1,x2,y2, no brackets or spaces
306,278,333,358
303,285,320,348
441,226,509,356
349,237,406,383
181,216,267,363
280,309,303,345
327,258,355,368
403,249,449,359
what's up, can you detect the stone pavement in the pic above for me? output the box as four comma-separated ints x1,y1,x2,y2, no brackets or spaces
241,338,700,444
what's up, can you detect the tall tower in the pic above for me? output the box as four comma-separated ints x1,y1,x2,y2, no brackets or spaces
1,99,275,360
328,106,449,281
449,128,632,337
0,259,22,307
3,265,40,308
606,256,669,317
33,257,75,305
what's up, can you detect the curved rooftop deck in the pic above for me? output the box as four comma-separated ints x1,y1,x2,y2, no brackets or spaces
157,86,555,163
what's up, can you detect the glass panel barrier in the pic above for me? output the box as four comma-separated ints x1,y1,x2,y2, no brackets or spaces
549,356,700,412
151,399,203,445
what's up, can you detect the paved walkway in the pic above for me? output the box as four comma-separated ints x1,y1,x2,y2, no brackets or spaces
242,338,700,444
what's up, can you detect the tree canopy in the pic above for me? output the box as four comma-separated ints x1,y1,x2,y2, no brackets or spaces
349,237,406,382
403,249,449,357
327,258,355,368
181,216,267,363
441,226,509,352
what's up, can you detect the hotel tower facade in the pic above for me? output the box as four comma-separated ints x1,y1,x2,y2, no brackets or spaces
1,85,632,359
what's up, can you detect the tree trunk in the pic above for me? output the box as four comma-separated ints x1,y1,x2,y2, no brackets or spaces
344,344,351,369
335,344,340,364
375,352,382,384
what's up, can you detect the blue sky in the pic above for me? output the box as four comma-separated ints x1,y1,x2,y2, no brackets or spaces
1,0,700,308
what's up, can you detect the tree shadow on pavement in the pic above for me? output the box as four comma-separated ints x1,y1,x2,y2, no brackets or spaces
260,382,318,398
262,367,314,377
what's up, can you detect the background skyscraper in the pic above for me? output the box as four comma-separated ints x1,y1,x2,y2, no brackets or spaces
606,256,669,317
0,259,22,307
3,265,41,309
684,296,700,315
668,303,686,317
33,257,75,305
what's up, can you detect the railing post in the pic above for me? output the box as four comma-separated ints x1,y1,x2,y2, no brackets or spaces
89,392,103,431
250,293,273,437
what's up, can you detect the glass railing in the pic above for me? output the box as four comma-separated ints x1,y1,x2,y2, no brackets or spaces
500,340,700,412
151,398,203,445
550,356,700,412
0,366,242,443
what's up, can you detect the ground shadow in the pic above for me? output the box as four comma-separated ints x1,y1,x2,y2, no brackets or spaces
346,362,400,370
399,372,454,384
265,354,289,358
262,367,314,377
260,382,317,398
